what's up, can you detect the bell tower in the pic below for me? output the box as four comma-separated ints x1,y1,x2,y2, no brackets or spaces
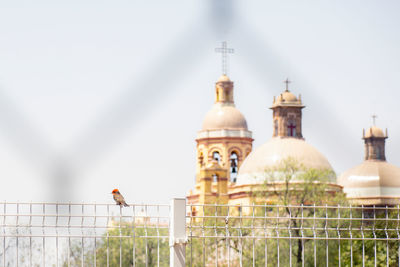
196,75,253,184
270,79,305,138
187,42,253,208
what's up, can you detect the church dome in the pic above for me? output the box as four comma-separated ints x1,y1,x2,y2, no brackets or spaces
271,90,303,108
338,161,400,204
277,91,298,102
338,123,398,205
236,137,335,185
364,126,385,138
202,103,248,131
339,161,400,188
217,74,231,82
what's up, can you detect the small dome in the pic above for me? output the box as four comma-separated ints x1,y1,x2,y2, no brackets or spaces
338,161,400,204
271,90,303,108
217,75,231,82
364,126,385,138
202,103,248,130
339,161,400,188
237,137,334,185
278,91,298,102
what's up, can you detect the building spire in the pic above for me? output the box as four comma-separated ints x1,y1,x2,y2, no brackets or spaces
284,78,291,92
371,114,377,126
215,41,234,75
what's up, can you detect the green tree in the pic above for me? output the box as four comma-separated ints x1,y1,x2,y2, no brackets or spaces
186,158,348,266
63,223,169,267
244,157,346,265
339,206,400,266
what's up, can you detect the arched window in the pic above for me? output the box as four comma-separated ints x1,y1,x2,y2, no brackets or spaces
230,152,238,182
287,120,296,137
375,147,381,159
212,151,221,163
212,173,218,183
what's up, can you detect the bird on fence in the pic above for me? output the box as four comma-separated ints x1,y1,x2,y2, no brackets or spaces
111,189,129,207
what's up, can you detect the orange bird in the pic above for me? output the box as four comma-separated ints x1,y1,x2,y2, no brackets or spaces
111,189,129,207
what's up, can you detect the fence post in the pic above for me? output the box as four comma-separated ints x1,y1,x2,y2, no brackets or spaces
170,198,186,267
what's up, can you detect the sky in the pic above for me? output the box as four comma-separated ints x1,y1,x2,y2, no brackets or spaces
0,0,399,203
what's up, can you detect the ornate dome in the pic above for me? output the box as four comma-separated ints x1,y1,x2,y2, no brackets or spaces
236,137,335,185
202,103,248,131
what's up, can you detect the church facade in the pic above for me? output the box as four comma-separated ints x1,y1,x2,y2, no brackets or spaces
187,75,400,210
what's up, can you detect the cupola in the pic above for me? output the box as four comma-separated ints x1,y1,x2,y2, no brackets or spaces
195,75,253,184
270,79,305,138
338,119,400,206
362,126,388,161
215,75,234,104
237,79,336,185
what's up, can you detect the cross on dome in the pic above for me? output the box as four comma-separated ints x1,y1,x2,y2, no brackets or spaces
372,114,377,126
215,41,234,75
284,78,291,92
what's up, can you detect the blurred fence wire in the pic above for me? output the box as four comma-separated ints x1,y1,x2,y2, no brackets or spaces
0,0,357,202
1,200,400,266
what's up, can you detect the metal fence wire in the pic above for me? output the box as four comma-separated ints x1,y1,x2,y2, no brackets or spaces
186,203,400,267
0,202,170,267
1,200,400,266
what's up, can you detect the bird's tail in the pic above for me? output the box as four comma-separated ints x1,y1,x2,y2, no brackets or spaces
124,202,129,207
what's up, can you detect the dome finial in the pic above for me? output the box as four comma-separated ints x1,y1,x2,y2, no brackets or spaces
284,78,291,92
215,41,234,75
371,114,377,126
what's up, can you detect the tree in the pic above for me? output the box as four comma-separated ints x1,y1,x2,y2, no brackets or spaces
186,158,349,266
247,158,346,264
62,222,169,267
244,157,348,266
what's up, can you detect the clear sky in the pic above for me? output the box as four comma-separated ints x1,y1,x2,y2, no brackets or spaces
0,0,399,203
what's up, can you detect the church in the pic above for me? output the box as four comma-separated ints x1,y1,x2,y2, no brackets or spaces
186,73,400,210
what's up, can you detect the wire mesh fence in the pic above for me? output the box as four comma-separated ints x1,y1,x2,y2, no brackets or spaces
0,202,170,267
186,203,400,267
1,201,400,266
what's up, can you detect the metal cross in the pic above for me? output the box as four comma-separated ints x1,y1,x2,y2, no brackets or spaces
215,41,234,75
372,114,377,125
284,78,291,91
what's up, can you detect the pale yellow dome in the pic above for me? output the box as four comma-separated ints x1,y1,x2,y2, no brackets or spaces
271,90,303,108
236,137,334,185
364,126,385,138
338,161,400,205
217,75,231,82
339,161,400,188
202,103,248,130
278,91,298,102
